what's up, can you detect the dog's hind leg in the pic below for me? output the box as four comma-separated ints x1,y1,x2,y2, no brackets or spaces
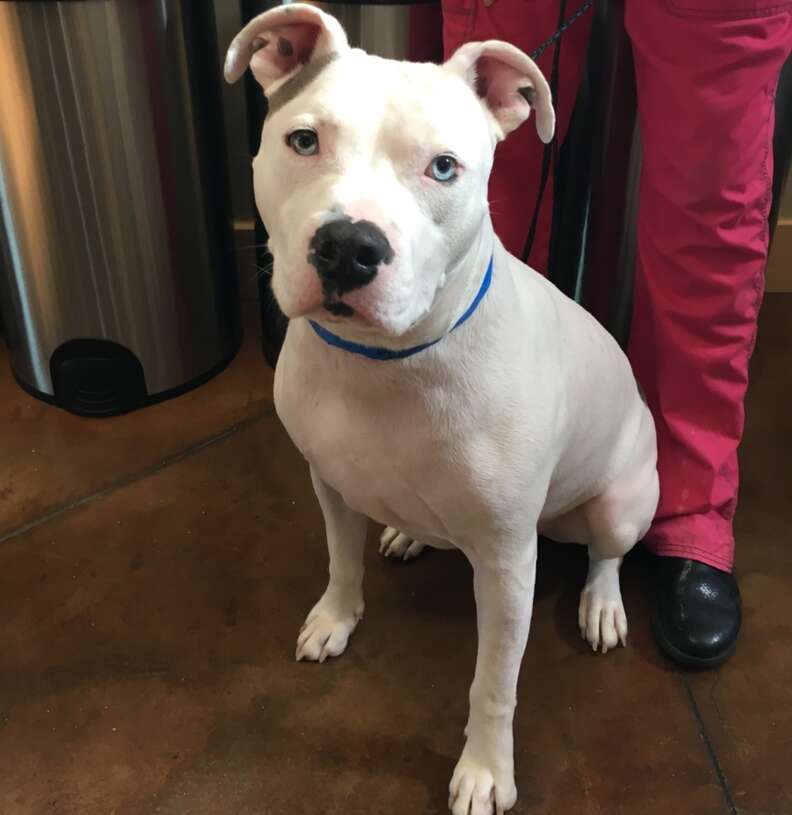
578,550,629,653
578,461,659,653
296,467,368,663
379,527,426,560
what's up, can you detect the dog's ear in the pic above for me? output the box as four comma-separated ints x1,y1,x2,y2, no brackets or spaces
224,3,348,91
444,41,555,143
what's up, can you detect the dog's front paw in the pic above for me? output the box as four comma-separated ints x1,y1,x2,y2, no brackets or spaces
296,592,364,663
379,527,425,561
448,747,517,815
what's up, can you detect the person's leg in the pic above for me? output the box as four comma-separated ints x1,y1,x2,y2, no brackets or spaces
626,0,792,664
441,0,592,269
408,2,444,63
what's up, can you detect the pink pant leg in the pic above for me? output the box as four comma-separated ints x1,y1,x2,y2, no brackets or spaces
626,0,792,571
408,3,444,63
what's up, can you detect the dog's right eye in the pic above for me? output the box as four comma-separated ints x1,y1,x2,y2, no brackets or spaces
287,129,319,156
427,154,459,183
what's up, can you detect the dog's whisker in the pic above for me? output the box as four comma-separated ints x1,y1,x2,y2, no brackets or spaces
239,261,275,289
233,242,272,253
252,263,273,280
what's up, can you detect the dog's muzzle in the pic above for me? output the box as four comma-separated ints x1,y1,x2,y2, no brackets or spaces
308,217,393,315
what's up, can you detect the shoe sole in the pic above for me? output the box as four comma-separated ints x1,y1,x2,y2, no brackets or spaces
650,608,738,670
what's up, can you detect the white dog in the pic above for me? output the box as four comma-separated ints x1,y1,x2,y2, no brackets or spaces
226,7,659,814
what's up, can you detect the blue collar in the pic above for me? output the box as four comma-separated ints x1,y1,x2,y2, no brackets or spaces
308,256,493,361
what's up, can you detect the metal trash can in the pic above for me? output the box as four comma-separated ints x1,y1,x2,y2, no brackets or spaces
0,1,239,417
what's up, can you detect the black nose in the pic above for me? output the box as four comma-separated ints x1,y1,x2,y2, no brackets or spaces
308,217,393,297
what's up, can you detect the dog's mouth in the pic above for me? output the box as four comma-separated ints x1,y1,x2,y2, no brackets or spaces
322,293,377,326
319,295,382,331
323,296,354,318
317,286,425,336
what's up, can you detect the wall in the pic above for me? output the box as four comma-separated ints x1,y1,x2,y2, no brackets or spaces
768,180,792,291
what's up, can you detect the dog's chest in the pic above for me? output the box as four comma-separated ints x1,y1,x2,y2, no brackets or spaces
274,348,512,540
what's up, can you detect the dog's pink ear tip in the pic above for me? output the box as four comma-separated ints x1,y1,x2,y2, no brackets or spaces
537,114,555,144
534,103,555,144
224,47,241,84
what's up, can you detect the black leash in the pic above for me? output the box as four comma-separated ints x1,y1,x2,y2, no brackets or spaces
522,0,594,263
529,0,594,61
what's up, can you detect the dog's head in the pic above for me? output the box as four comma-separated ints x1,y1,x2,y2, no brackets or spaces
226,4,554,341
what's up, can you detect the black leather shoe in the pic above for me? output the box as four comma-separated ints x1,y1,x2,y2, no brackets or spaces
651,557,741,669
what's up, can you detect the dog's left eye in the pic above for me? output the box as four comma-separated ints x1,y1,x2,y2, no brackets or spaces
427,155,458,183
288,129,319,156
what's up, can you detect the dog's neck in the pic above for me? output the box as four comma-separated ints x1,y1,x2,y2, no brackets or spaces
308,219,497,355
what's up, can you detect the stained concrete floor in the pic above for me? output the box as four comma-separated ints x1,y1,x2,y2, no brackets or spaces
0,296,790,815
